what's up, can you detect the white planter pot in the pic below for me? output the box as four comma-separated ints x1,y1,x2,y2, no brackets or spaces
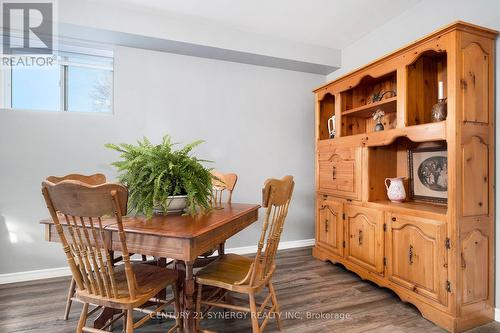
153,195,188,215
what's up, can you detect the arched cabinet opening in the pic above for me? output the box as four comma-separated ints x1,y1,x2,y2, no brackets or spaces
340,72,397,136
406,50,447,126
318,93,335,140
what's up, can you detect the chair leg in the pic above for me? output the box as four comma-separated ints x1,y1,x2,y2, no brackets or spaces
122,310,127,333
77,303,89,333
195,284,203,331
126,309,134,333
268,281,282,331
248,292,260,333
173,283,182,332
63,278,76,320
108,313,114,332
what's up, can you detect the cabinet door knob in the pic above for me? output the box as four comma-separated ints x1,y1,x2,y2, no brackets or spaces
358,229,363,245
332,166,336,180
325,219,329,232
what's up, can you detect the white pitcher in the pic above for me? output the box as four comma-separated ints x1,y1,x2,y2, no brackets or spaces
385,177,406,203
327,115,336,138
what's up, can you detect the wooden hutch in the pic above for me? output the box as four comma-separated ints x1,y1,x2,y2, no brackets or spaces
312,22,497,332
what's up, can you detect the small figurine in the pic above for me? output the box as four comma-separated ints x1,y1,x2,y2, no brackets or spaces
372,109,385,131
371,90,397,103
431,81,447,122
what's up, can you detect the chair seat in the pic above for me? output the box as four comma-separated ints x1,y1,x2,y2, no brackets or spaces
76,263,177,309
196,254,253,291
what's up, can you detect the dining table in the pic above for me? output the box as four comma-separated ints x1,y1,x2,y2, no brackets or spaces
40,202,260,333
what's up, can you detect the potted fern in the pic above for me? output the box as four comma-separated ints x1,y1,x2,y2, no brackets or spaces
105,135,213,217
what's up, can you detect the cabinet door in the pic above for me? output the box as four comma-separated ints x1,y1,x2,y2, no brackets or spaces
345,205,384,273
387,213,448,305
317,197,343,257
318,147,361,200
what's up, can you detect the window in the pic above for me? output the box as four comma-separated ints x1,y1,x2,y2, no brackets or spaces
11,65,61,111
1,46,114,113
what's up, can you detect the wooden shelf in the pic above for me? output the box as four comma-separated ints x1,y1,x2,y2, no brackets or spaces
367,200,447,220
317,121,447,148
342,96,397,117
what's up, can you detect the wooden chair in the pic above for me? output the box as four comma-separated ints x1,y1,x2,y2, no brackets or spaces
42,180,181,333
210,170,238,209
46,173,108,320
195,175,294,333
49,173,156,320
196,171,238,266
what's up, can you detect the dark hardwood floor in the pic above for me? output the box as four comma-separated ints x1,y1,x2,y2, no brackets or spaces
1,247,499,332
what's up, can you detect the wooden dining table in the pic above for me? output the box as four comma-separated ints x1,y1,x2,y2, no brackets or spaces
41,202,260,333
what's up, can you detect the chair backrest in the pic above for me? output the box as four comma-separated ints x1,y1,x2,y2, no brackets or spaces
211,171,238,207
46,173,107,186
41,180,138,300
246,176,294,287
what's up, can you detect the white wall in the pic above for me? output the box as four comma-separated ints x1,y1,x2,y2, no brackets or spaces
325,0,500,305
327,0,500,81
0,46,323,274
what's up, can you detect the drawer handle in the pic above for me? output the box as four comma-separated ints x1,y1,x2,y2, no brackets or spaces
332,166,336,180
325,219,329,233
358,229,363,245
408,245,414,265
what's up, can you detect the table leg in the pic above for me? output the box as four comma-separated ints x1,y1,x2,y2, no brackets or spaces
174,260,186,332
218,242,225,256
183,261,196,333
155,257,168,302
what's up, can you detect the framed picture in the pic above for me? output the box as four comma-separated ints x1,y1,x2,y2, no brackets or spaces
408,147,447,203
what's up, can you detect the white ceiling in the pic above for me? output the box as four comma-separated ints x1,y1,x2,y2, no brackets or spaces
114,0,422,49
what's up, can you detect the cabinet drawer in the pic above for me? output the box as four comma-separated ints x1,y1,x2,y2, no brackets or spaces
345,204,384,274
387,213,448,305
317,196,344,257
318,147,361,200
